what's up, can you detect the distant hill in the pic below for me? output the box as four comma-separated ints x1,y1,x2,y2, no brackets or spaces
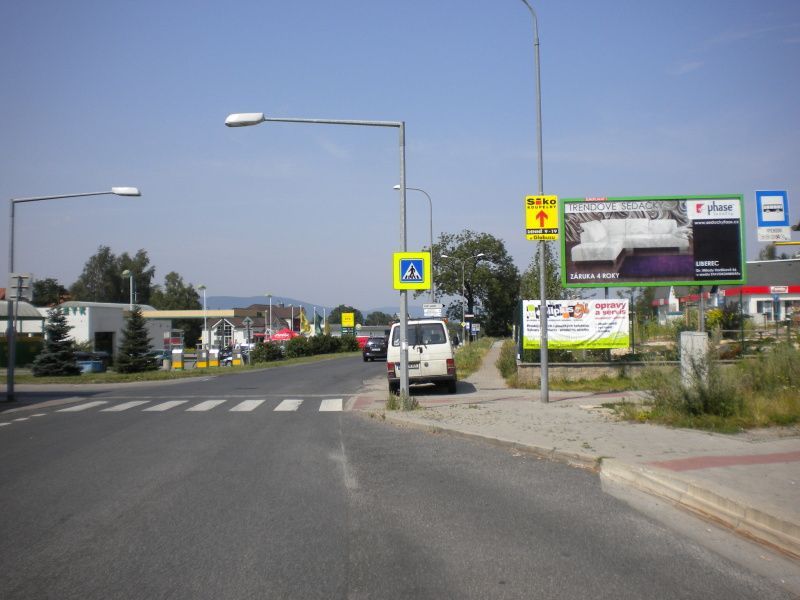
206,296,425,320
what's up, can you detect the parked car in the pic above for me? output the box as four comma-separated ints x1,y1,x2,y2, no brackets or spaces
362,336,388,362
386,319,457,394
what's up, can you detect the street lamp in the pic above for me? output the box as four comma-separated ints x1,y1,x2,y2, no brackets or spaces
393,184,435,303
121,269,135,310
226,111,413,397
265,293,272,341
441,253,485,343
5,186,141,403
290,304,294,332
518,0,550,403
197,284,208,349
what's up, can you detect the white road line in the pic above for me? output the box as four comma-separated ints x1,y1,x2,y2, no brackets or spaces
143,401,188,412
186,400,227,412
274,399,303,412
230,400,265,412
319,399,343,412
32,414,47,417
57,401,109,412
0,423,11,427
13,418,30,422
101,401,150,412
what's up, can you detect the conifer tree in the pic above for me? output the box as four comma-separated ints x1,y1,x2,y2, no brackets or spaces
116,306,155,373
32,308,81,376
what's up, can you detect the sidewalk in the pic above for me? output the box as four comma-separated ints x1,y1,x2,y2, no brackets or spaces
351,341,800,560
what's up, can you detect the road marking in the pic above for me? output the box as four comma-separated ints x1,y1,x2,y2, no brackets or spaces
319,398,343,412
186,400,227,412
101,401,150,412
32,413,47,417
143,401,188,412
230,400,265,412
274,399,303,412
0,423,11,427
13,418,30,422
57,401,109,412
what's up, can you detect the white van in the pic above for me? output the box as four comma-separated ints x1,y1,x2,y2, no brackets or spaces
386,319,457,394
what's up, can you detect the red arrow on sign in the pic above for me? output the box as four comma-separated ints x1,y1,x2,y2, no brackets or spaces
535,210,548,227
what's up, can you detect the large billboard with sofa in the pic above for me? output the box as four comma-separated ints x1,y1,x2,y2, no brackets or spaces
560,196,746,288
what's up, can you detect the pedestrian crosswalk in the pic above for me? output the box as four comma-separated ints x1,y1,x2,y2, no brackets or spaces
50,397,345,414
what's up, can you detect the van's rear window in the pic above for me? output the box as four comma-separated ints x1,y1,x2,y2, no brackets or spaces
391,323,447,346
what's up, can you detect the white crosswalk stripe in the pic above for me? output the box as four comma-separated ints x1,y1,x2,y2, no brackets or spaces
58,401,109,412
319,398,343,412
186,400,227,412
143,401,188,412
102,401,150,412
274,399,303,412
230,400,265,412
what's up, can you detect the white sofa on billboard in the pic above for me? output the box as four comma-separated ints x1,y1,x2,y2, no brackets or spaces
571,218,690,263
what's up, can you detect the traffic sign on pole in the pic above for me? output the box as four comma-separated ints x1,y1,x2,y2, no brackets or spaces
393,252,431,290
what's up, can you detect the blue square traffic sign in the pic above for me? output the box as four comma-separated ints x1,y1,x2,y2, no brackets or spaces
756,190,790,227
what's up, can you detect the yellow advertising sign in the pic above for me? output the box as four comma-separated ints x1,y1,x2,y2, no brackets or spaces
525,195,559,240
341,312,355,328
393,252,431,290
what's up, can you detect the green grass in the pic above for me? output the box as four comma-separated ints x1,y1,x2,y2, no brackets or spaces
454,337,495,379
2,352,361,385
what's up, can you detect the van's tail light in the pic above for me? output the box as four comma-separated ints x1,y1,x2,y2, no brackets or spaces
387,362,396,378
446,358,456,375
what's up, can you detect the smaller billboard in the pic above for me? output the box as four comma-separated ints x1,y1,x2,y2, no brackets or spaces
560,196,746,288
522,299,629,350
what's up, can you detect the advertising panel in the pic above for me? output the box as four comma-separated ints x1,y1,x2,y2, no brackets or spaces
560,196,746,288
522,299,629,350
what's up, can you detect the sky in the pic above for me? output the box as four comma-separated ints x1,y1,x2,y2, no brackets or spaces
1,0,799,312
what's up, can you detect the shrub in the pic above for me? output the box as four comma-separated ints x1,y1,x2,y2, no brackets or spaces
339,335,361,352
285,336,312,358
308,334,342,355
250,342,283,363
496,339,518,379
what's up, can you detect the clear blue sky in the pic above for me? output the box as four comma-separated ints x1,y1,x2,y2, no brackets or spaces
2,0,798,311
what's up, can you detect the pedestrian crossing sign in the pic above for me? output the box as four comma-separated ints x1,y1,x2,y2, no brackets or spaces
393,252,431,290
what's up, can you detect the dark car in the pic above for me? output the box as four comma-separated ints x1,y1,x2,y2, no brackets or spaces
362,336,388,362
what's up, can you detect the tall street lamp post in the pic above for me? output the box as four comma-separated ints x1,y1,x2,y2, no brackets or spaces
226,112,412,397
265,293,272,341
5,187,141,403
441,253,485,343
518,0,550,403
197,284,208,349
393,184,435,303
121,269,135,310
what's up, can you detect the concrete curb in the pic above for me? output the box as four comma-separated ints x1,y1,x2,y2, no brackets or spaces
600,459,800,560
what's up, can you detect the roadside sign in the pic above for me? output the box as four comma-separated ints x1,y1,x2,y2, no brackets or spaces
525,195,559,240
393,252,431,290
241,316,254,326
423,303,444,317
341,312,355,327
7,273,33,301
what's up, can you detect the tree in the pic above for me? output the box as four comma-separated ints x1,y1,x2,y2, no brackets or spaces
365,311,395,326
519,242,565,302
31,308,81,376
432,230,520,335
115,306,156,373
32,278,69,307
150,272,202,346
758,244,789,261
327,305,364,325
70,246,156,303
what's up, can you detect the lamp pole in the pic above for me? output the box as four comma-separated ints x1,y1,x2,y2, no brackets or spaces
5,187,140,403
290,304,294,331
265,293,273,341
198,284,208,349
518,0,549,403
394,184,435,303
121,269,135,310
226,112,411,397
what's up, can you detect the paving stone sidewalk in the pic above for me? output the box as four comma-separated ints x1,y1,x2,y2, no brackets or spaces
352,341,800,560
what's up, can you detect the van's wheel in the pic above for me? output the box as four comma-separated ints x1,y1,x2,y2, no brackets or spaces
447,380,457,394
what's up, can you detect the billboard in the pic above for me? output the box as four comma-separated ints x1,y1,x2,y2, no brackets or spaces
560,196,746,288
522,299,629,350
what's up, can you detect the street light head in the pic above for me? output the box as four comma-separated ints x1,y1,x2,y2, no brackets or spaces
111,187,141,197
225,113,266,127
197,284,206,291
476,253,486,258
392,184,401,190
441,254,450,259
122,269,131,277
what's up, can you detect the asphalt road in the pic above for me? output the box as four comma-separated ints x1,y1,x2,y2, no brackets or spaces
0,356,792,599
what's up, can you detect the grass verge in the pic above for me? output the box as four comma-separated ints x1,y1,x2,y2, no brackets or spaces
455,337,495,380
2,352,361,385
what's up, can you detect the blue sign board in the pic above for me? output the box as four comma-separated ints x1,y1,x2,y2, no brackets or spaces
756,190,790,227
